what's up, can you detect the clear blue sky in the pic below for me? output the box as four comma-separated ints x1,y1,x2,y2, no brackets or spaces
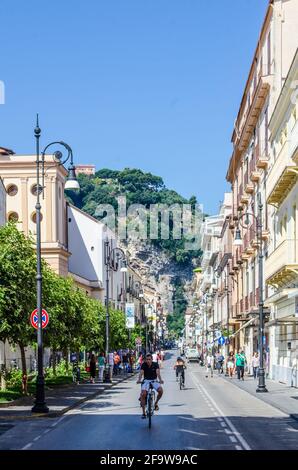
0,0,268,214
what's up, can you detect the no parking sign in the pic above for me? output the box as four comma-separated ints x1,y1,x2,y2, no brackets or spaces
30,309,49,329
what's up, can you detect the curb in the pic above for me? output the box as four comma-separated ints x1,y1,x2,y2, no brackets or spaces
217,373,298,423
0,372,137,421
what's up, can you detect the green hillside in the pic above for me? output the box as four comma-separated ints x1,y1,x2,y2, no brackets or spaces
66,167,201,266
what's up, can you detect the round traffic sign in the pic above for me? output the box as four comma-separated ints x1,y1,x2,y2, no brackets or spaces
30,309,49,329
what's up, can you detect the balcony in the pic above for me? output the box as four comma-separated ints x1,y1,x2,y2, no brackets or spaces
267,141,298,206
236,75,272,153
266,239,298,286
249,151,262,182
243,231,255,257
244,169,254,194
200,269,213,292
201,250,212,270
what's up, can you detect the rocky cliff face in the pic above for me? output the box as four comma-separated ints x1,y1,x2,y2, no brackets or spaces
120,239,194,311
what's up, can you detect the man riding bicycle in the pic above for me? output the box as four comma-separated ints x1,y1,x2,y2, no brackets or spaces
137,353,164,419
174,356,186,385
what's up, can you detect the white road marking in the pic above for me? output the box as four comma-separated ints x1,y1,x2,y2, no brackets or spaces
190,370,251,451
230,436,237,443
235,445,242,450
51,416,65,427
22,443,33,450
33,435,41,442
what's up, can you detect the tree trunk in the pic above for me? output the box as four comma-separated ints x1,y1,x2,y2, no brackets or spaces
63,349,69,372
19,342,28,395
0,338,7,390
52,349,57,376
19,343,27,377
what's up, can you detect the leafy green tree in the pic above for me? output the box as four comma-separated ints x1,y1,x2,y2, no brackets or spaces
0,223,36,377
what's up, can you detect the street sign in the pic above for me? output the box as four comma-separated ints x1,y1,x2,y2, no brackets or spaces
30,309,49,329
218,336,225,346
135,337,142,345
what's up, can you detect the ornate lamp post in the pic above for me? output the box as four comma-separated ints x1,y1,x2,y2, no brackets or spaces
32,116,80,413
104,240,127,382
233,193,268,393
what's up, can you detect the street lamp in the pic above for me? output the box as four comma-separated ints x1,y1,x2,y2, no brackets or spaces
233,193,268,393
32,116,80,414
104,239,127,383
215,267,231,350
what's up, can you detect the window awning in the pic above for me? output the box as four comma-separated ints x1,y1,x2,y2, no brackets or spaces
230,317,255,338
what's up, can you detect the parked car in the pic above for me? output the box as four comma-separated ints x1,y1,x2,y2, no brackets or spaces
185,348,200,362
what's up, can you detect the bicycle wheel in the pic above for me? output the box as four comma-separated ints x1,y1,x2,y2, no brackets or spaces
179,374,183,390
148,393,152,429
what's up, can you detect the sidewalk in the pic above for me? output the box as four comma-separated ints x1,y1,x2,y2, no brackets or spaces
218,371,298,422
0,371,136,421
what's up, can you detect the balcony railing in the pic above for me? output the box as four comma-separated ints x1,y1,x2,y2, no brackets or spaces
266,239,298,285
267,141,298,206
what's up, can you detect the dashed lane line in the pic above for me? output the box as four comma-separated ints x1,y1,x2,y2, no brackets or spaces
22,443,33,450
190,370,251,451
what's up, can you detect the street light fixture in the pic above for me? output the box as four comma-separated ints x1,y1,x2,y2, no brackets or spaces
233,193,268,393
104,239,127,383
32,116,79,414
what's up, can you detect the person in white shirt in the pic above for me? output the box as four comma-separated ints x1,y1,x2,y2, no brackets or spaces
205,352,214,378
152,351,158,362
251,352,260,379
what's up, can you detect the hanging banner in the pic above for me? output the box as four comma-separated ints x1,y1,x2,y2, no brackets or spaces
125,303,135,329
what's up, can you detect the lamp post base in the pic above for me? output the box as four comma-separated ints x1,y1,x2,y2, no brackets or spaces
103,367,112,383
256,386,268,393
32,402,49,413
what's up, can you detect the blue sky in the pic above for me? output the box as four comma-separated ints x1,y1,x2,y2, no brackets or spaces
0,0,268,214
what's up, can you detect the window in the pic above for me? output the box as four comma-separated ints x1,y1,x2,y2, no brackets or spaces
31,184,43,196
8,212,19,222
31,212,43,223
6,184,18,196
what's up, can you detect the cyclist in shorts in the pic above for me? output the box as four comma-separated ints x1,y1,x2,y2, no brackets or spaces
174,356,186,385
137,353,164,419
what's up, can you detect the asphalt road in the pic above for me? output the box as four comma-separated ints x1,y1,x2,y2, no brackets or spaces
1,350,298,450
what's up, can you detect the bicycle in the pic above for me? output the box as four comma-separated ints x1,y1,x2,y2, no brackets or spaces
146,381,156,429
177,369,185,390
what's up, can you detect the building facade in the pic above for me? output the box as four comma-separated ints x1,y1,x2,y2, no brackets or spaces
265,49,298,386
0,153,70,276
225,0,298,373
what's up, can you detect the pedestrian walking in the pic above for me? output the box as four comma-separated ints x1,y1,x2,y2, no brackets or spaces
205,352,214,378
235,350,246,380
215,351,225,374
122,351,128,373
113,351,121,375
226,352,235,378
98,352,105,382
252,352,260,379
89,353,96,384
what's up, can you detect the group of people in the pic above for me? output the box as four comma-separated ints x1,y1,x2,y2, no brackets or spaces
204,350,262,381
87,350,136,383
136,349,165,370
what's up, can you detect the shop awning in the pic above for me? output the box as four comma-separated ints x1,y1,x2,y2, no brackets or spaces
230,317,255,338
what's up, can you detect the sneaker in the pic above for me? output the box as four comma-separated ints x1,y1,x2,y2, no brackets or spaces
154,404,159,411
141,414,146,419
